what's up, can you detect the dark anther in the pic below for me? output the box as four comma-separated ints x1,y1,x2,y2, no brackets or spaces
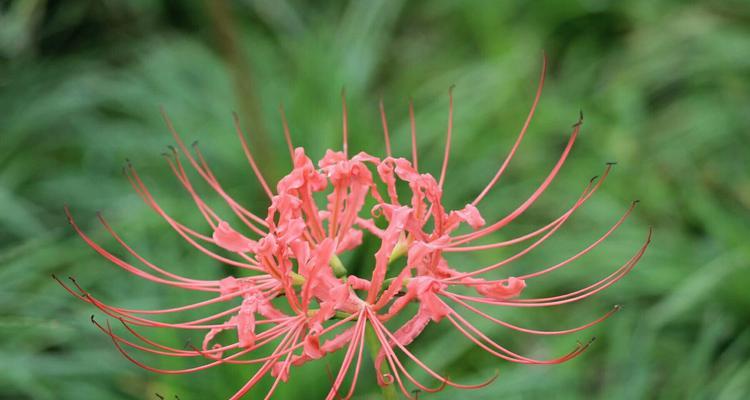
191,140,199,148
572,110,584,127
155,393,164,400
606,161,618,166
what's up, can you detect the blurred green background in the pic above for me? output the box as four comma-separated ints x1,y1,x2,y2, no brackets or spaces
2,1,749,399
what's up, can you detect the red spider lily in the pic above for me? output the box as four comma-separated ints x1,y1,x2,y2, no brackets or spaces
57,57,651,399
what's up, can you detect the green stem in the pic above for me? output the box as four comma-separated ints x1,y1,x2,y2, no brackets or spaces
365,324,398,400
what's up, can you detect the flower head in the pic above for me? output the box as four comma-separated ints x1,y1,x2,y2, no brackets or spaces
58,58,650,399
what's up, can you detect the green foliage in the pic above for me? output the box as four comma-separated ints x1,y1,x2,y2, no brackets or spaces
1,0,748,398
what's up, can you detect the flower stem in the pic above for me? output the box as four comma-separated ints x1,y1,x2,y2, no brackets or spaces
365,324,398,400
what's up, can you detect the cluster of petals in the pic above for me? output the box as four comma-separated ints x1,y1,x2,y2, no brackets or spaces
57,58,651,399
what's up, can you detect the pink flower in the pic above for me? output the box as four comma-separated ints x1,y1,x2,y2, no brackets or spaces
57,57,650,399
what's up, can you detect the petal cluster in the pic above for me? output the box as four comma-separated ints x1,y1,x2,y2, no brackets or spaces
58,59,650,399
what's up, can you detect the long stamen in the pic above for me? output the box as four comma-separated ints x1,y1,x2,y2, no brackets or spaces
471,54,547,206
451,229,652,307
231,112,274,199
369,310,497,390
279,104,295,160
189,143,270,231
341,88,349,158
96,212,217,286
445,293,621,336
438,85,455,189
409,98,418,170
64,208,221,291
451,114,587,246
516,200,638,280
445,172,603,281
229,323,305,400
366,310,447,396
379,98,393,158
326,311,366,400
124,165,264,270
